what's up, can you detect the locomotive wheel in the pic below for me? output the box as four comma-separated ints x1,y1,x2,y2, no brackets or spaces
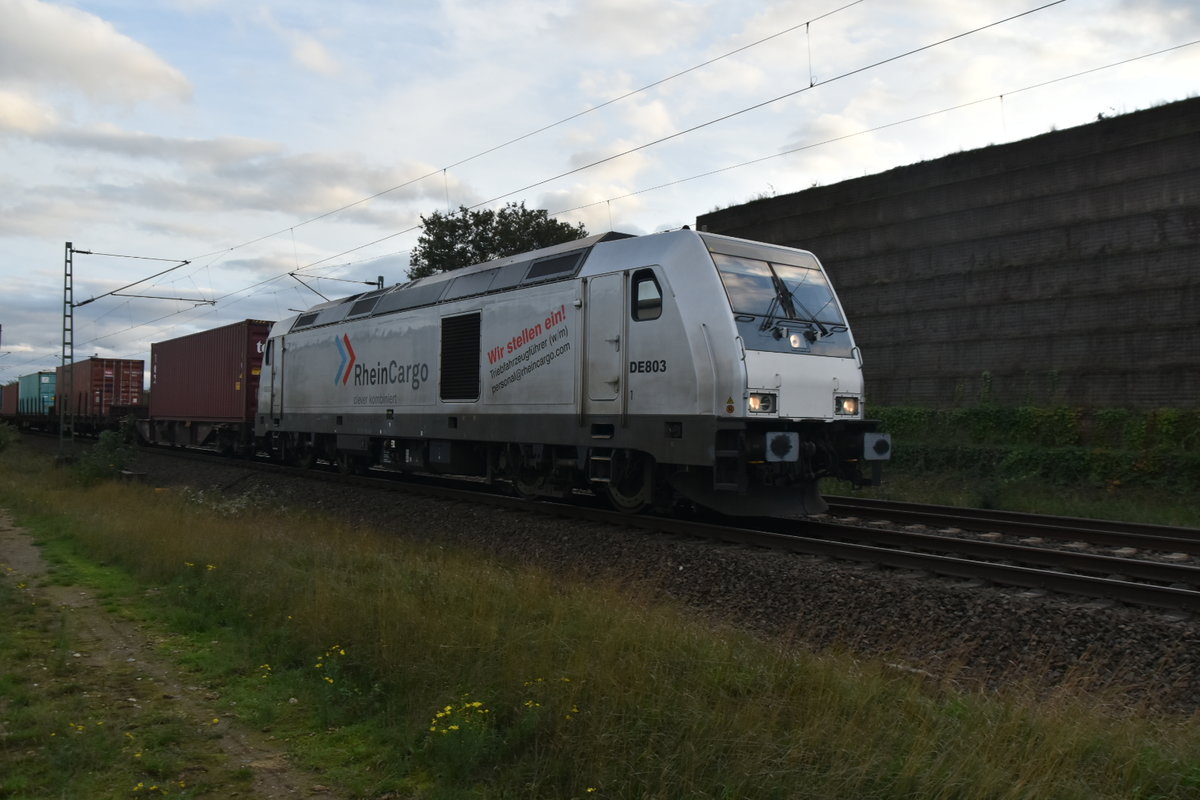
287,438,317,469
512,470,548,500
604,450,654,513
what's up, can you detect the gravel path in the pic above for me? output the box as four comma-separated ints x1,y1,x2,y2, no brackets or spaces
0,508,343,799
100,443,1199,715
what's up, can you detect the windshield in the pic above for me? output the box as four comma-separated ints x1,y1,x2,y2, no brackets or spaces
713,253,845,325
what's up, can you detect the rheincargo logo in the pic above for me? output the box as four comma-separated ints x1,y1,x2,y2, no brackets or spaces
334,334,357,384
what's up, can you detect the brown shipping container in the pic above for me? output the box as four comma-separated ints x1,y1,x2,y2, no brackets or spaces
150,319,273,422
1,382,18,417
55,358,145,418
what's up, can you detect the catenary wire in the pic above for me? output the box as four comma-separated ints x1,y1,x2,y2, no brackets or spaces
206,0,1070,299
8,36,1178,371
8,16,1187,371
469,0,1067,208
550,39,1200,217
183,0,868,264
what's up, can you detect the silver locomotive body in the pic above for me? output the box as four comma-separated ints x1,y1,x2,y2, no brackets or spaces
256,229,889,515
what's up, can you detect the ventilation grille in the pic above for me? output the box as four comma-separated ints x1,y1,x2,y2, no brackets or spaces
440,313,481,401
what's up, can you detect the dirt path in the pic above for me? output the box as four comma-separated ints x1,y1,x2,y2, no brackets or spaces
0,510,342,799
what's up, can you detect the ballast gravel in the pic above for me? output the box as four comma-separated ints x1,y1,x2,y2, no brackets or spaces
119,447,1200,714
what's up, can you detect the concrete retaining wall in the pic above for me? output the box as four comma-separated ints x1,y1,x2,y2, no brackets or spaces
696,98,1200,408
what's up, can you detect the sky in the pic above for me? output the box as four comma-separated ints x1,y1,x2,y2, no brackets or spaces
1,0,1197,384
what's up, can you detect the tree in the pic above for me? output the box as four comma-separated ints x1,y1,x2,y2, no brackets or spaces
407,201,588,280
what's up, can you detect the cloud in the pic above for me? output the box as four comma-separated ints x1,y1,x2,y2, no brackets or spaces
0,89,57,134
0,0,191,105
0,115,451,241
551,0,706,58
47,125,281,165
255,8,344,77
538,183,646,234
288,33,341,76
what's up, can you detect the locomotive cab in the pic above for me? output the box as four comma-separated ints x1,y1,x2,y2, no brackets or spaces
592,232,890,516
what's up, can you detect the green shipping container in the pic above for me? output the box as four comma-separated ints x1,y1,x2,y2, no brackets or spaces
18,371,56,416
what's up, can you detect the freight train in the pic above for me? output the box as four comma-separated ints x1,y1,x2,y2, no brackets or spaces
4,229,890,516
1,359,144,434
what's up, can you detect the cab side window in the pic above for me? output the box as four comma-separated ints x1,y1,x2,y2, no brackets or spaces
631,269,662,321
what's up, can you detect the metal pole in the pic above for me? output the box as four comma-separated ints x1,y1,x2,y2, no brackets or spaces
59,242,74,454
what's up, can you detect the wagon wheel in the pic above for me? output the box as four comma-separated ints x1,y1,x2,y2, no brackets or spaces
603,450,654,513
336,451,364,475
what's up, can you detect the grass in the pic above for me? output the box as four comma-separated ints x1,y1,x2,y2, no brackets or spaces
0,550,234,798
1,443,1199,798
849,467,1200,527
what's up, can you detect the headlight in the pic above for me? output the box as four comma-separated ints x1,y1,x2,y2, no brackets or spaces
748,393,777,414
834,395,860,416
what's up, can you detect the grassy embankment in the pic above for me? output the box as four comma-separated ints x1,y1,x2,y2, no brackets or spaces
1,430,1199,798
857,405,1200,527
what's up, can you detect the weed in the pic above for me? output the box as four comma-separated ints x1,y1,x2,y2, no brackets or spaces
0,422,17,454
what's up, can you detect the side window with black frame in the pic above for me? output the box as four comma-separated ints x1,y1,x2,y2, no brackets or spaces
631,269,662,321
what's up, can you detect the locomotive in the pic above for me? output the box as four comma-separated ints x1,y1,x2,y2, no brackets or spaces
254,229,890,515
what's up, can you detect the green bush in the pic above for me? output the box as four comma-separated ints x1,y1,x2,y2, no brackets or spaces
874,406,1200,491
73,429,135,485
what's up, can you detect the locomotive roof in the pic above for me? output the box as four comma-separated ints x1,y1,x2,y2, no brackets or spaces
285,230,635,333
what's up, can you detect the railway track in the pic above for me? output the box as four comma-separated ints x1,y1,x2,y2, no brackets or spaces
40,434,1200,614
826,496,1200,556
221,458,1200,613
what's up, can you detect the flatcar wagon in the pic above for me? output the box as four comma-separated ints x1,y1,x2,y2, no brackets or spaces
255,229,889,516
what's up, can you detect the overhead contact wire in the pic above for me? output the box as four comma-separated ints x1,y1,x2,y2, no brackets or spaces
551,38,1200,217
472,0,1067,208
184,0,867,263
